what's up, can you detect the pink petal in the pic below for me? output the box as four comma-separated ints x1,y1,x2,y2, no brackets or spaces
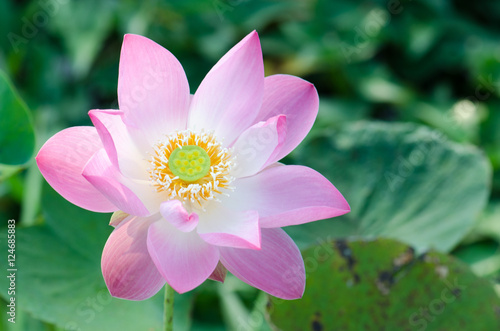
88,109,149,180
226,165,350,228
82,149,150,216
197,207,261,249
231,115,286,178
208,261,227,283
220,228,305,300
88,110,167,214
102,215,166,300
36,127,116,212
147,219,220,293
188,31,264,145
118,34,190,145
160,200,199,232
257,74,319,162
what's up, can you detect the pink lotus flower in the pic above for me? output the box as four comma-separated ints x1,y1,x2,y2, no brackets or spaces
36,31,350,300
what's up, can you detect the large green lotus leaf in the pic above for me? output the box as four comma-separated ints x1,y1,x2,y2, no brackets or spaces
0,184,192,331
286,121,490,253
0,71,35,167
267,239,500,330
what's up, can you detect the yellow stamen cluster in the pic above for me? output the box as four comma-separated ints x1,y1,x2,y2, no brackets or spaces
148,130,234,206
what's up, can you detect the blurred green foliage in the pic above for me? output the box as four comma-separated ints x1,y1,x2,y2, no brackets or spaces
1,0,499,330
287,121,490,253
0,72,35,168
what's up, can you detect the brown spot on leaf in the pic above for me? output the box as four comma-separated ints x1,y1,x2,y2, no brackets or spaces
393,247,415,267
435,265,449,279
379,271,394,285
311,312,323,331
312,320,323,331
334,240,356,270
373,249,423,296
376,271,394,295
417,253,427,261
452,288,462,298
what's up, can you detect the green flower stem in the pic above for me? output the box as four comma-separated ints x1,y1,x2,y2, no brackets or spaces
164,284,175,331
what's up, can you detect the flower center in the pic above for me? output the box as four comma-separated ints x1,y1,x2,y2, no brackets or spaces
168,145,211,182
148,130,234,206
